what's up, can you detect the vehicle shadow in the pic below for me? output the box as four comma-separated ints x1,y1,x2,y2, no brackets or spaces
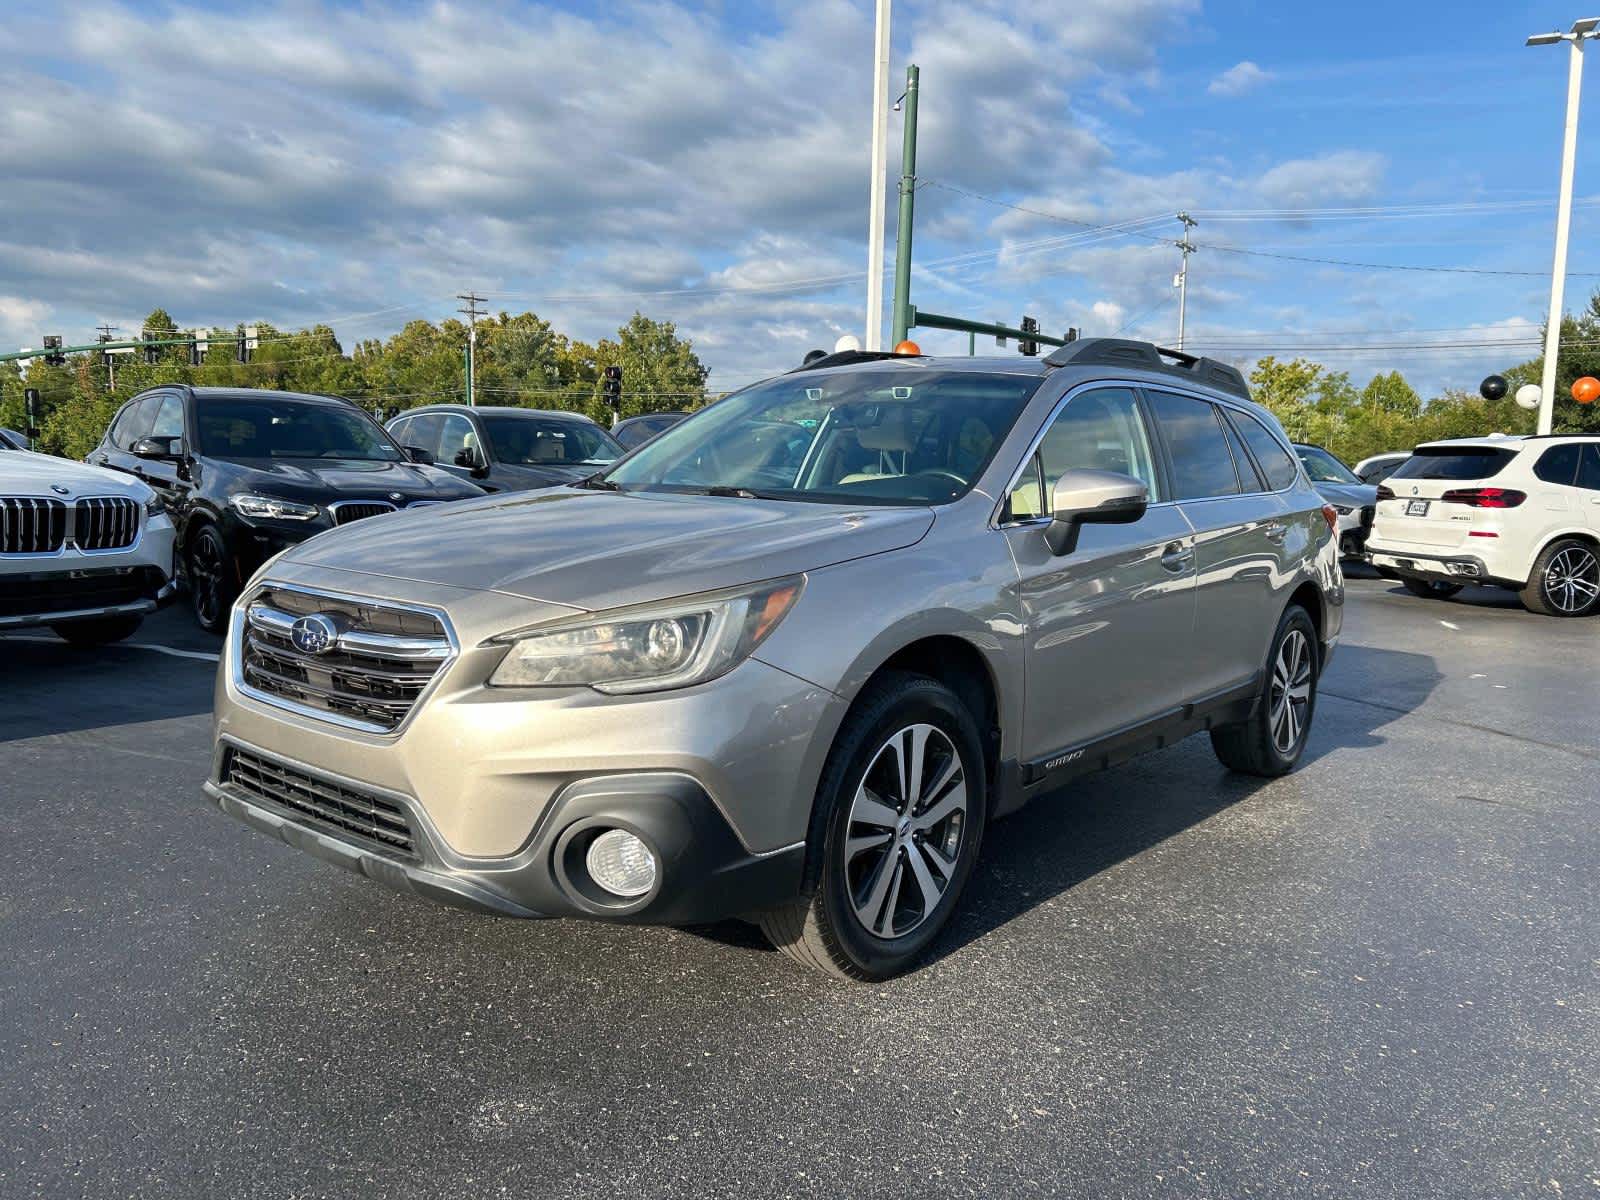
1345,558,1525,611
0,636,215,744
687,643,1442,969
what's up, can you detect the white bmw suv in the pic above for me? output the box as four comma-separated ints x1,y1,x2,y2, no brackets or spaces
1368,434,1600,617
0,444,177,643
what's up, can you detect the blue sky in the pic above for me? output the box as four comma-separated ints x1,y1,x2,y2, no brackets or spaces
2,0,1596,398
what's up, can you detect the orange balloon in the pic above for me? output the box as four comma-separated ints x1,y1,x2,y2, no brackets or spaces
1572,376,1600,404
894,340,923,355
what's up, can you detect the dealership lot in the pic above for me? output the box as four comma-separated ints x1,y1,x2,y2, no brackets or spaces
2,570,1595,1199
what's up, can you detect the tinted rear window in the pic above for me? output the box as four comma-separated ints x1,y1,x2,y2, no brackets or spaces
1388,446,1517,481
1146,391,1241,499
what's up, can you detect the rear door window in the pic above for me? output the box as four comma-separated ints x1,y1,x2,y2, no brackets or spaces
1534,443,1582,485
1578,444,1600,491
1388,446,1517,481
1229,411,1300,491
1146,390,1241,499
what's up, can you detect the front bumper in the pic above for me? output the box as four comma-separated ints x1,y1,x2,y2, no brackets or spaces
0,516,176,628
203,738,804,923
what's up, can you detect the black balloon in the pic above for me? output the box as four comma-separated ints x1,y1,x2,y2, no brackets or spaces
1480,374,1508,401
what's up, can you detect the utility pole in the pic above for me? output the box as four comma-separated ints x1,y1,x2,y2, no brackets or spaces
864,0,892,350
1526,18,1599,435
1174,213,1197,352
97,323,118,390
456,292,485,406
889,64,920,347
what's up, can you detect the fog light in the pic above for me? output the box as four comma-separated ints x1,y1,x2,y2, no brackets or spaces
585,829,657,898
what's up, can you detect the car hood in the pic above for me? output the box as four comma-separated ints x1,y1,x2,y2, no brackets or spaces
213,457,480,500
1312,481,1377,508
2,452,152,501
281,487,935,612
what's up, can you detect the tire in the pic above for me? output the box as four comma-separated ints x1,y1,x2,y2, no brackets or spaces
759,671,988,981
187,524,238,635
50,615,144,646
1401,577,1462,600
1519,537,1600,617
1210,605,1319,778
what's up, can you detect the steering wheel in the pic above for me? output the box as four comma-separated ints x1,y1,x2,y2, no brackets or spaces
908,469,968,490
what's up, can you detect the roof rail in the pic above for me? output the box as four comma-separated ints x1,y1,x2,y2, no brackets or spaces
1042,337,1250,401
787,349,909,373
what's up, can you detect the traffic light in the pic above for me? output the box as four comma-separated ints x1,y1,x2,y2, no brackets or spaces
42,335,65,367
1018,316,1039,357
189,332,206,367
236,325,250,363
24,388,40,440
602,365,623,411
141,329,160,365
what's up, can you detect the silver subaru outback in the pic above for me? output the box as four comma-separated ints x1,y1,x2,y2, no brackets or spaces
204,338,1342,980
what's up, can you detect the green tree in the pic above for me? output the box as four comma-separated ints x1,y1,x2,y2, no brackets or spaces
1502,289,1600,433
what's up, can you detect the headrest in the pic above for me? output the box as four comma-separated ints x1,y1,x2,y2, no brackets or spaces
856,407,917,452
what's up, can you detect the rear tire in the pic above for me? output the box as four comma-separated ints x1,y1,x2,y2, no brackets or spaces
759,671,987,981
1210,605,1318,778
50,615,144,646
1520,537,1600,617
1401,577,1462,600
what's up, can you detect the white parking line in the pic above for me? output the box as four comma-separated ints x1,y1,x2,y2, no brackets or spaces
2,635,219,663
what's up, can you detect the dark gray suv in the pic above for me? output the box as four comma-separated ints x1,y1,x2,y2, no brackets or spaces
205,339,1343,980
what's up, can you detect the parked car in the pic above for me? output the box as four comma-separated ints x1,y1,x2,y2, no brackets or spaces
612,410,689,450
1294,443,1378,558
1,449,176,644
385,405,621,493
1368,434,1600,616
203,339,1342,980
1353,450,1410,485
1,427,30,451
88,386,484,633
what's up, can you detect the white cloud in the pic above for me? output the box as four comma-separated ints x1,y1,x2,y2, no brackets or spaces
1254,151,1388,208
1208,61,1272,97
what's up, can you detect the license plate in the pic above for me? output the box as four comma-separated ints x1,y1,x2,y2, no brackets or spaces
1405,499,1430,517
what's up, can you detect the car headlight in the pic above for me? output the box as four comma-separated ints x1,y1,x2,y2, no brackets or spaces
488,576,803,694
229,493,320,521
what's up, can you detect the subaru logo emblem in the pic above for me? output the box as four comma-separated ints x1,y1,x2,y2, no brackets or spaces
290,613,340,656
50,484,69,495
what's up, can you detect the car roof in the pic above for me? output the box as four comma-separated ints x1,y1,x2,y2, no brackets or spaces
186,386,353,407
1413,435,1528,450
394,404,596,422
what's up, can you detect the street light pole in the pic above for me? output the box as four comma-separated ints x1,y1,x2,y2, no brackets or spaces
889,64,920,347
865,0,892,351
1528,18,1600,435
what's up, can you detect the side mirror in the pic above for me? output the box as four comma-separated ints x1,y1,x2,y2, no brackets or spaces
132,435,184,461
404,444,435,465
1045,469,1149,556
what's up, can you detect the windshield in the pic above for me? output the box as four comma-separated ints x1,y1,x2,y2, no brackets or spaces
482,414,619,466
600,368,1045,505
1295,445,1360,484
195,397,402,461
1388,445,1517,481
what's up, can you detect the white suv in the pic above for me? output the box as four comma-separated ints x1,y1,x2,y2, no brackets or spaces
1368,434,1600,617
0,446,177,643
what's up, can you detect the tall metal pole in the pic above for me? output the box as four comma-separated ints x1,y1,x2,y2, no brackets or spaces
865,0,892,351
1538,36,1588,435
1174,212,1197,352
457,292,485,406
890,64,919,347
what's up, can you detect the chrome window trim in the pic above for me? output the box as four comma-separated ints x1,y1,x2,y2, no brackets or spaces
229,581,461,738
989,376,1301,530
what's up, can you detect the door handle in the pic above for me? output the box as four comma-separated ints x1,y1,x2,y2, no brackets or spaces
1264,521,1288,544
1160,542,1194,572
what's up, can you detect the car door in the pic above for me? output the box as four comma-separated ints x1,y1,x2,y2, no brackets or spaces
132,391,195,526
1577,443,1600,532
1000,385,1198,769
91,394,158,475
1145,390,1288,702
434,412,497,490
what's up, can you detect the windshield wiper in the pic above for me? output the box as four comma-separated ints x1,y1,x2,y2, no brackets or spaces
698,485,770,499
573,473,621,491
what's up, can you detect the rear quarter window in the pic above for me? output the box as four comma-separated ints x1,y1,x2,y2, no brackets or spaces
1534,443,1581,485
1388,447,1517,481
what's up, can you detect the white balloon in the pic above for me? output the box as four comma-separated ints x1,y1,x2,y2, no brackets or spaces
833,334,862,353
1515,383,1542,411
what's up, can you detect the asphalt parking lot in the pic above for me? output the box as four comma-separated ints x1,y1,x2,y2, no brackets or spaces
2,569,1596,1199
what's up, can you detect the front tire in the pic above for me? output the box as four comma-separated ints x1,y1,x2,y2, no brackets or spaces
188,524,238,635
759,672,987,981
50,615,144,646
1210,605,1319,778
1401,577,1462,600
